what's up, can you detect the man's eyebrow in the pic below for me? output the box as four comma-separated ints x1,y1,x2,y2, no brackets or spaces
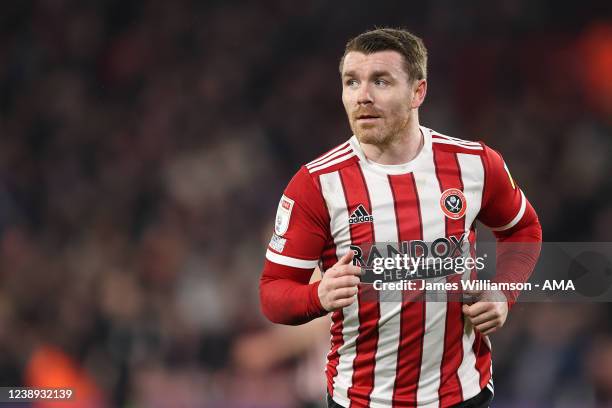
342,70,394,78
370,70,393,78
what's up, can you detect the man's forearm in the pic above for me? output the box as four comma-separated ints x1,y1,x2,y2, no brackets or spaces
259,268,327,325
492,218,542,308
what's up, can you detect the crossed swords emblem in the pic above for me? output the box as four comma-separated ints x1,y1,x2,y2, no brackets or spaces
445,195,462,213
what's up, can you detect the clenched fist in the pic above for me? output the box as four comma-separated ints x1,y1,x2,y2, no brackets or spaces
318,251,362,311
462,290,508,336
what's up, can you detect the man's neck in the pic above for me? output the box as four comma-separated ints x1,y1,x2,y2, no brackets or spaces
359,121,423,165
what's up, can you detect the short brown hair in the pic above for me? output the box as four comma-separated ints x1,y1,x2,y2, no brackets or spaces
339,28,428,82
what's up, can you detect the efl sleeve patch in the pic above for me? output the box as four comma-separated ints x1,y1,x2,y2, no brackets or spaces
274,195,295,236
269,233,287,253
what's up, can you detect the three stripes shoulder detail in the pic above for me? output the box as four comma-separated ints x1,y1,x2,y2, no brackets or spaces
431,134,483,151
306,142,356,173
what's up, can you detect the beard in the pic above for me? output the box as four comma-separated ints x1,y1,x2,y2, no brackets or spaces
350,114,410,147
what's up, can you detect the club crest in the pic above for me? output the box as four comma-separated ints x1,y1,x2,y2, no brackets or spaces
440,188,467,219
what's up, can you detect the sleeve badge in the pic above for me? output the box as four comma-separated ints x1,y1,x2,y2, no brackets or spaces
274,195,295,236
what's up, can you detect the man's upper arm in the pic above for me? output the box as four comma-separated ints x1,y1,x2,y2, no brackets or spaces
477,145,531,234
477,144,542,307
259,166,330,324
265,166,330,270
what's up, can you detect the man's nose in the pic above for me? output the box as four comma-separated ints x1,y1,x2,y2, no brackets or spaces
357,84,373,105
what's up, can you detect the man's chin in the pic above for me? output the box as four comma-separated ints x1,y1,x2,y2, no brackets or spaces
355,131,386,146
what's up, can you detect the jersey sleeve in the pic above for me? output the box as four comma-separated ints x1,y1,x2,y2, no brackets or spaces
478,145,526,231
265,166,330,266
260,166,331,325
478,144,542,308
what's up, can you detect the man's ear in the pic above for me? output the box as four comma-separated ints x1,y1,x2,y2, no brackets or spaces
411,79,427,109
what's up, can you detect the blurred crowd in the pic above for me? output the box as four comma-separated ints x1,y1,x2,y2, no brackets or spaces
0,0,610,407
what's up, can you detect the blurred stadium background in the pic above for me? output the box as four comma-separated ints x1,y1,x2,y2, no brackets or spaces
0,0,610,407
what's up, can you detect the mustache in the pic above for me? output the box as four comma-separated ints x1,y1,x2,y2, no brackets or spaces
352,108,382,119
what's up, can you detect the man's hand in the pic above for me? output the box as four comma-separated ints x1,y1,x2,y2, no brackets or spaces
318,251,362,312
462,290,508,336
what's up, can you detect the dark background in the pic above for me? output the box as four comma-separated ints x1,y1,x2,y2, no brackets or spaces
0,0,610,406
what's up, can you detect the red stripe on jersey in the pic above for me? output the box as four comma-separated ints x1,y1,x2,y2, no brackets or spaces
468,229,478,280
434,151,466,239
339,165,379,407
431,135,484,155
469,251,490,408
322,246,340,271
433,149,466,406
479,154,488,214
473,332,492,389
327,309,344,397
319,172,343,396
315,175,340,272
473,150,500,395
388,173,426,406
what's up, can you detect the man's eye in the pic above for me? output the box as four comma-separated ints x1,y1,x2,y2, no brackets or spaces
345,79,358,87
374,79,388,86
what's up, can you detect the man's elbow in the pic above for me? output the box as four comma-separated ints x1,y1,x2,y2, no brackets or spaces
522,215,542,242
496,202,542,243
259,296,284,325
259,279,315,325
259,278,292,325
259,279,277,323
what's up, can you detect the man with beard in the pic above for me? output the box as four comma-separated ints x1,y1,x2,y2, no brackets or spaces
260,28,542,408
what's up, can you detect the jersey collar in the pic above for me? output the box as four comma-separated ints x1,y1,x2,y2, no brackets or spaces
349,126,433,175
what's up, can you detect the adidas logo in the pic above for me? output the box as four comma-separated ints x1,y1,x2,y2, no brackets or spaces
349,204,374,224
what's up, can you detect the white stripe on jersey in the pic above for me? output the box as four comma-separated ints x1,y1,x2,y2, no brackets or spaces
487,379,494,394
265,250,319,269
359,163,402,407
319,171,358,407
457,152,485,236
432,134,481,146
456,153,486,400
458,327,481,400
413,156,449,407
486,334,494,393
307,144,352,169
456,153,486,228
306,142,349,168
308,152,357,173
431,138,483,150
489,190,526,231
484,334,492,352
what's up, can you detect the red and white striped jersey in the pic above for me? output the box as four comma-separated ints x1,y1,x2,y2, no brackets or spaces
264,126,532,407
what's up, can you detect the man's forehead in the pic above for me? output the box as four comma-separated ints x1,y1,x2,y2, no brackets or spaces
342,50,405,75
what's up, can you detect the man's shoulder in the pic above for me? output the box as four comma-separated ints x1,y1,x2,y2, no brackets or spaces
428,128,486,156
301,138,360,176
283,138,359,198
